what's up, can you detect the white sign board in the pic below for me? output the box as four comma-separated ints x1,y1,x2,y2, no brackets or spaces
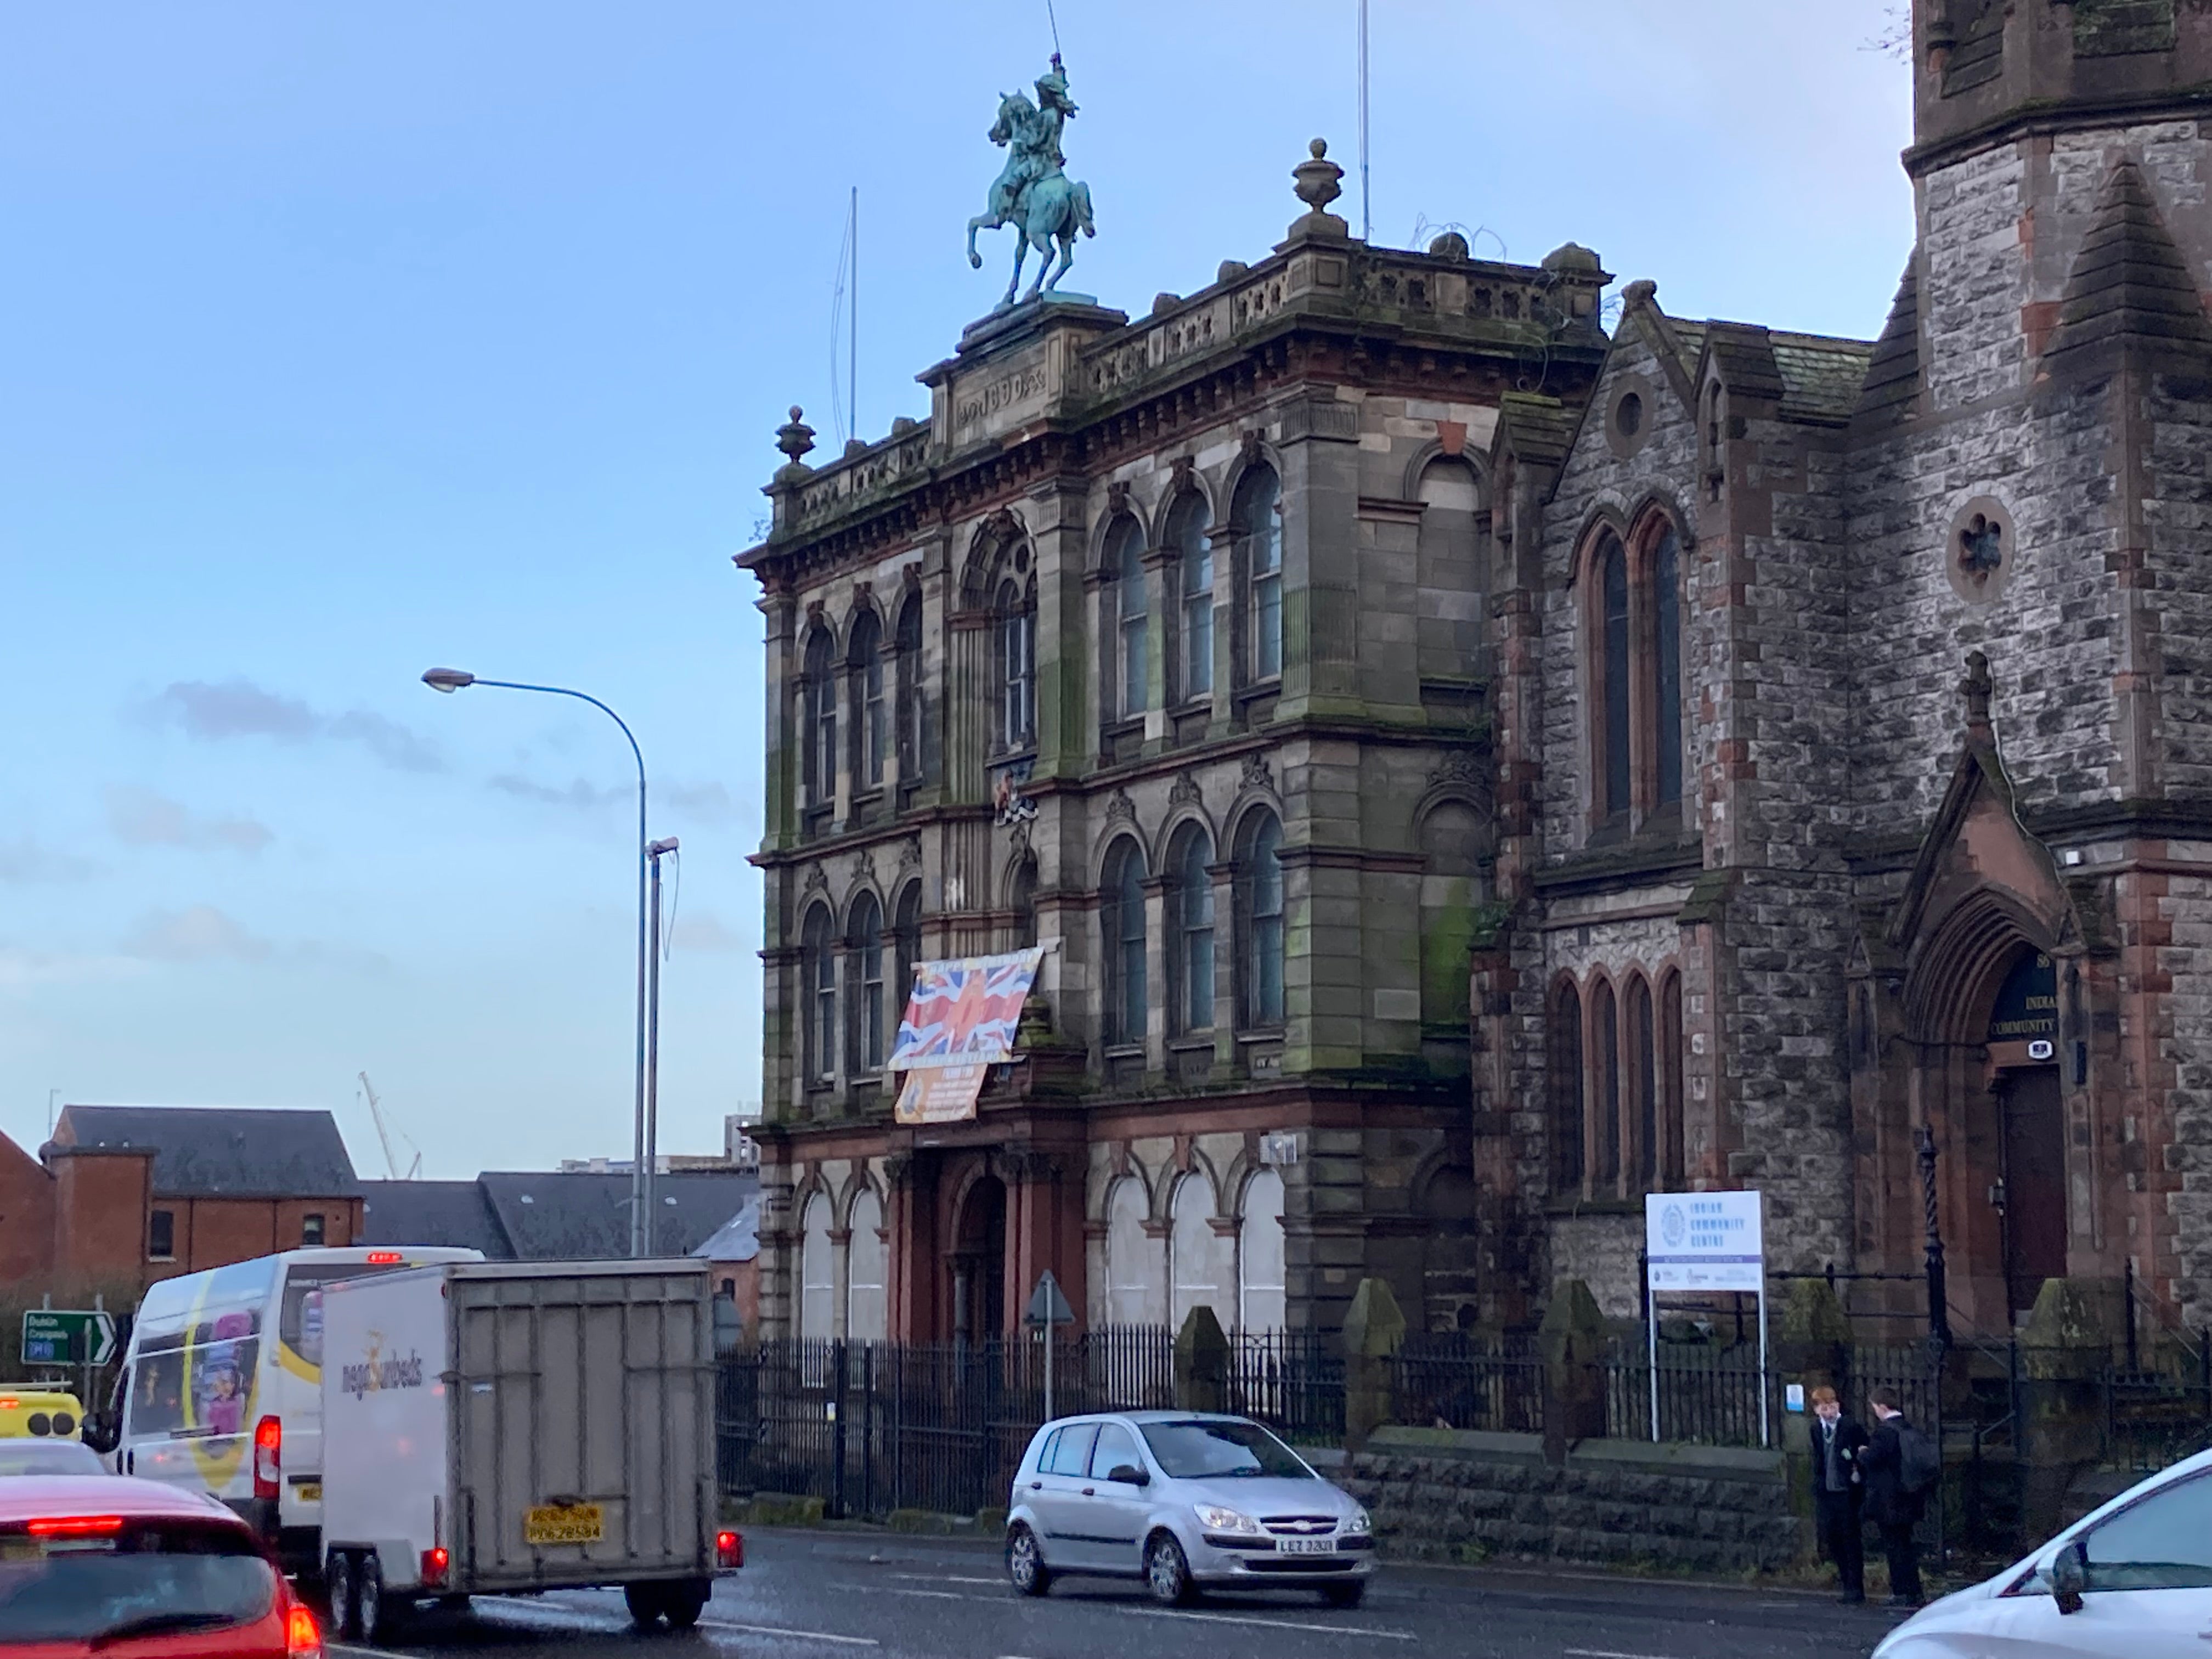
1645,1191,1764,1294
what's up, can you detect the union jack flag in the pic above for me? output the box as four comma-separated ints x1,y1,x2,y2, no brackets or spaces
888,947,1044,1070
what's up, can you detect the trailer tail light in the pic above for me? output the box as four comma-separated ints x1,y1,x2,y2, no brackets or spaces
716,1529,743,1569
286,1602,323,1657
421,1546,449,1585
253,1416,282,1502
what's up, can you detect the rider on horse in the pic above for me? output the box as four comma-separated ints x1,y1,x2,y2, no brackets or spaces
986,55,1076,226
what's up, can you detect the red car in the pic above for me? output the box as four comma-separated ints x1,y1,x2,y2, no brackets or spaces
0,1476,321,1658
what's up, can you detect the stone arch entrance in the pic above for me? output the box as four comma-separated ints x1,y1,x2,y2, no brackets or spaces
951,1172,1008,1342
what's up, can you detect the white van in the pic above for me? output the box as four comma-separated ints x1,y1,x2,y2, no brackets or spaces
110,1246,482,1575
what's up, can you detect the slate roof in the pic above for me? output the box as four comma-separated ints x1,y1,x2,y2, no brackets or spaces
358,1180,511,1257
52,1105,360,1198
1853,252,1923,430
691,1192,760,1264
1769,333,1876,424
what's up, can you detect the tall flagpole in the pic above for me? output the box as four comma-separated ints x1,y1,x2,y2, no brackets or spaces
1358,0,1372,240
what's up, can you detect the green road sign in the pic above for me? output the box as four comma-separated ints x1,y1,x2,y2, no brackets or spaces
21,1310,116,1368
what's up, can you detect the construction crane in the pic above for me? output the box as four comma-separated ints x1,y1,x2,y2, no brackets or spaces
358,1071,423,1180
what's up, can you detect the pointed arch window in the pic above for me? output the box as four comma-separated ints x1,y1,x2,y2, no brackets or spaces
1101,840,1148,1046
1235,810,1285,1028
1233,464,1283,683
846,891,885,1075
894,595,924,787
1549,979,1584,1193
1658,969,1685,1189
1593,981,1621,1186
1654,528,1683,810
802,904,837,1085
802,629,838,811
1166,494,1211,701
1597,534,1631,822
1583,517,1686,834
1168,824,1215,1034
1628,976,1656,1189
1107,516,1148,722
848,610,885,790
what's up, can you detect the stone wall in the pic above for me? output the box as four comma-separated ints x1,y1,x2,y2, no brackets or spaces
1319,1429,1797,1576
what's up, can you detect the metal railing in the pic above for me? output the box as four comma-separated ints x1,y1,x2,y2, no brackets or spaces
1392,1332,1544,1434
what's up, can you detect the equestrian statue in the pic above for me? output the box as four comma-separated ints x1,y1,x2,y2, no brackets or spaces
966,54,1096,309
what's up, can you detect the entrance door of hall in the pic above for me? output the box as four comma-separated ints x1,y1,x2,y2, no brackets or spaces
1999,1066,2067,1322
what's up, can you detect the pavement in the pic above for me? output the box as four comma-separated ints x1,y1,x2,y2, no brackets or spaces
329,1528,1920,1659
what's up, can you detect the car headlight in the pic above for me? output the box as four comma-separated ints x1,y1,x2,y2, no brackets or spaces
1344,1508,1371,1535
1193,1504,1264,1535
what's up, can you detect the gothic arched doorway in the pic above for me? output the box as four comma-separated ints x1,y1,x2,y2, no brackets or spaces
952,1173,1007,1343
1985,949,2066,1319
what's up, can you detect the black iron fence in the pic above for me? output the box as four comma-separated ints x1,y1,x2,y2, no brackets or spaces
1393,1332,1544,1434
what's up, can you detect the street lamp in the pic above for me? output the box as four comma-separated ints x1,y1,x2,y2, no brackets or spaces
421,668,654,1257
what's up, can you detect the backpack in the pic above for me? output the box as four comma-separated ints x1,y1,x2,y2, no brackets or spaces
1897,1420,1942,1497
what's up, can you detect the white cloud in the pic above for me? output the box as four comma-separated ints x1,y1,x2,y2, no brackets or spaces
150,679,443,773
123,905,272,963
106,786,273,855
0,838,97,884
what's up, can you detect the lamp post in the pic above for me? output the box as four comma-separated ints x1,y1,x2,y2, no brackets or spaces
422,668,653,1257
645,836,680,1251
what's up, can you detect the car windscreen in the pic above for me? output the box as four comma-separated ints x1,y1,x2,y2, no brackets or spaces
0,1519,275,1645
1139,1419,1313,1480
0,1442,106,1477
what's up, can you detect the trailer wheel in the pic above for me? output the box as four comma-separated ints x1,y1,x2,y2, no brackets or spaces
663,1580,709,1630
325,1551,358,1641
624,1582,667,1628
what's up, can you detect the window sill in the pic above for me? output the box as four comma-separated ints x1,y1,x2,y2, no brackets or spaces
1167,1033,1216,1051
1102,1042,1146,1060
1237,1026,1286,1043
146,1255,176,1265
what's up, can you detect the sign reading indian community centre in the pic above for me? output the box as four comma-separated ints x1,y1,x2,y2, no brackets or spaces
888,947,1045,1125
1645,1190,1765,1294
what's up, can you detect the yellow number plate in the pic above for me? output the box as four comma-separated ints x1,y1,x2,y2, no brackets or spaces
524,1503,603,1546
294,1483,322,1504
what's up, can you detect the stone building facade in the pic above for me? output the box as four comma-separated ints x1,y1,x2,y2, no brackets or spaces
739,146,1609,1343
1474,0,2212,1342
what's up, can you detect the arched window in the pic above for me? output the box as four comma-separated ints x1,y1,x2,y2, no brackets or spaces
1238,1169,1286,1335
848,610,885,790
894,596,924,786
1104,1177,1162,1326
1550,979,1584,1193
1165,494,1211,701
802,629,837,810
845,892,885,1075
1596,534,1630,823
1593,980,1621,1187
1417,458,1484,674
1629,976,1656,1189
846,1188,886,1342
1235,810,1285,1028
1169,825,1215,1034
891,882,923,1030
1008,854,1038,951
1658,969,1685,1189
1233,464,1283,683
1654,527,1683,810
802,905,837,1084
1170,1172,1225,1333
798,1192,834,1341
1107,515,1148,722
1101,840,1148,1046
994,568,1036,754
1418,800,1485,1030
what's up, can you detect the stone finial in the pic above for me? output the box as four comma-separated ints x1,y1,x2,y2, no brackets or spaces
1427,230,1470,261
1284,139,1350,245
1962,650,1994,736
774,406,816,479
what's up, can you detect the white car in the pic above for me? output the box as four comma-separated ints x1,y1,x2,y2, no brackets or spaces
1874,1447,2212,1657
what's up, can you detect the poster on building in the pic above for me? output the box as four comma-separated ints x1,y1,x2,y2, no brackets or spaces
888,947,1044,1125
1644,1190,1765,1293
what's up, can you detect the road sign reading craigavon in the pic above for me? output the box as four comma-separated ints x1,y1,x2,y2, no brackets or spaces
20,1310,117,1367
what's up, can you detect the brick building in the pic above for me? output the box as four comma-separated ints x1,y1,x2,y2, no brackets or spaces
0,1105,364,1300
1474,0,2212,1342
740,137,1609,1343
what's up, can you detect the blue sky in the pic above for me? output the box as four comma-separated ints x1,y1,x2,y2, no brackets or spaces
0,2,1912,1180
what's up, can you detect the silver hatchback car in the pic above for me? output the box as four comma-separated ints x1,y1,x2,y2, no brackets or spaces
1004,1411,1374,1607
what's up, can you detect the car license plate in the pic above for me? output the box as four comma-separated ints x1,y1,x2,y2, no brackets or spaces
524,1503,603,1546
294,1483,322,1504
1277,1537,1335,1555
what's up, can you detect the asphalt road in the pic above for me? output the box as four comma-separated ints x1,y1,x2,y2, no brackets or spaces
329,1529,1918,1659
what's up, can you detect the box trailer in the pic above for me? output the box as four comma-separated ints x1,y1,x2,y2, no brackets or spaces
317,1259,741,1645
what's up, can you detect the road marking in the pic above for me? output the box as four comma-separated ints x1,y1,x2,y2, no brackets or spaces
892,1572,1004,1585
701,1618,881,1647
1566,1650,1685,1659
1125,1606,1416,1641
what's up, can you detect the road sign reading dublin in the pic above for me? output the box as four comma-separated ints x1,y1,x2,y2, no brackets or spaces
21,1310,117,1368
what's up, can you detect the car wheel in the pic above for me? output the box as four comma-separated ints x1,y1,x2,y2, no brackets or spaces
1006,1523,1051,1598
1144,1531,1196,1606
325,1551,358,1641
663,1580,710,1630
1321,1579,1365,1609
358,1554,405,1646
625,1582,667,1628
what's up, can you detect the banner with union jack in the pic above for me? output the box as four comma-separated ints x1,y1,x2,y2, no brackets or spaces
887,947,1043,1071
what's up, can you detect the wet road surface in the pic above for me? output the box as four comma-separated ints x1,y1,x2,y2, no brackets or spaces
331,1528,1914,1659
